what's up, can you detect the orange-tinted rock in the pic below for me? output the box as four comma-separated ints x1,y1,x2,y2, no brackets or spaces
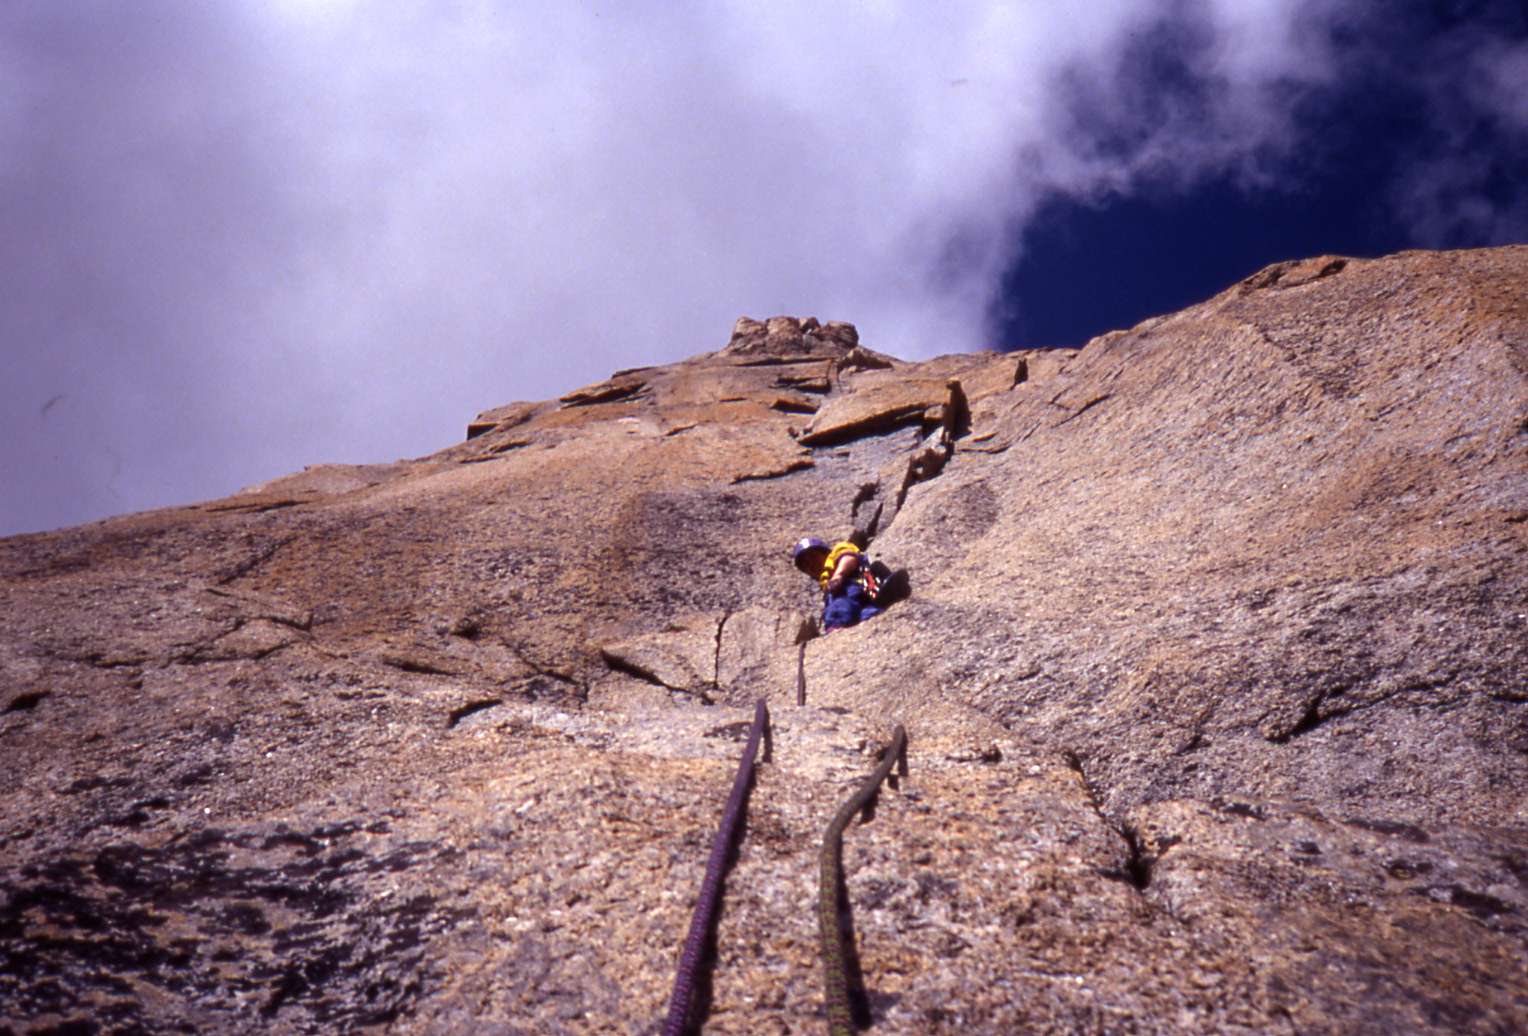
2,252,1526,1035
800,351,1031,447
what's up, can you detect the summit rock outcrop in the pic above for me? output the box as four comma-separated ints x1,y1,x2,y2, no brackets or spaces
2,247,1525,1034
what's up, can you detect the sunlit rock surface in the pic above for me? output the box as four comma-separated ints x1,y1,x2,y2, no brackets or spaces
2,246,1525,1034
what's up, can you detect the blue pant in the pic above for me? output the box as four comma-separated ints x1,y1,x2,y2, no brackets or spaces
822,583,882,631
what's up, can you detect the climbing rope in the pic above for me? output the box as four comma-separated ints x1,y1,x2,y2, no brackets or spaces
662,699,770,1036
817,724,908,1035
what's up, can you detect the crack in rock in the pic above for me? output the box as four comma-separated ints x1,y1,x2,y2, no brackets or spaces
558,375,649,409
730,458,816,484
447,698,504,729
1050,393,1113,428
6,690,49,713
713,609,733,698
215,536,296,587
1265,675,1443,743
380,655,459,677
203,587,314,631
850,481,884,544
1064,751,1154,892
598,649,715,705
504,643,587,702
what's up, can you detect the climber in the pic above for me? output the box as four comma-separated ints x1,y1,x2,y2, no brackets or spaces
792,536,883,632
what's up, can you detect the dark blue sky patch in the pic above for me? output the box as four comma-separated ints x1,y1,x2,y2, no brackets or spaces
996,2,1528,349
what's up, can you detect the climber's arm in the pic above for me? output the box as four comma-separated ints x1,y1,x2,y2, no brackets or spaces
826,552,859,592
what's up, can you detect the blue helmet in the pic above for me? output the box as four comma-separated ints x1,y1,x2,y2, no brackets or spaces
791,536,829,565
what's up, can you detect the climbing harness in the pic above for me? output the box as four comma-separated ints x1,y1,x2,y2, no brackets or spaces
857,557,885,603
817,725,908,1035
662,700,770,1036
826,552,891,605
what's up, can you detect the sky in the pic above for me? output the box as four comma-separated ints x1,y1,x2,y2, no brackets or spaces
2,2,1525,537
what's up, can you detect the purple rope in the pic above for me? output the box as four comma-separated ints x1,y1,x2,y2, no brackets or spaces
662,699,769,1036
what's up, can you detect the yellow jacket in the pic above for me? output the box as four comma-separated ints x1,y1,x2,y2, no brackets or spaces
817,542,861,591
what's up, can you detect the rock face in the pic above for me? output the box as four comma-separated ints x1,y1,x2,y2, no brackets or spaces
2,247,1525,1034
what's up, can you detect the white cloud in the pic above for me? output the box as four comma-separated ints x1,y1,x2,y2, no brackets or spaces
1383,20,1528,247
3,0,1501,535
1480,38,1528,131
